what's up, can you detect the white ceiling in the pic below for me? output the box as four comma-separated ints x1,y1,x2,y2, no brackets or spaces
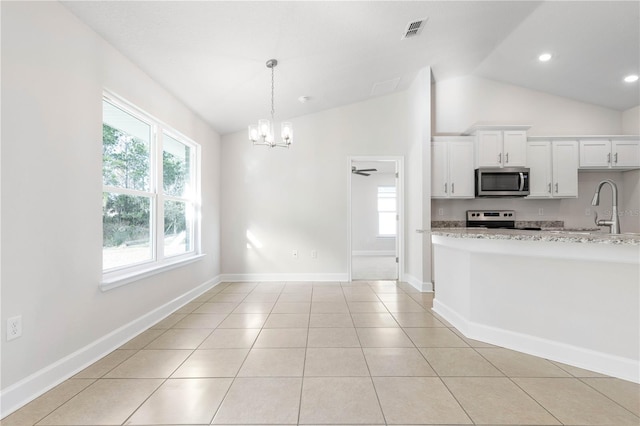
62,1,639,136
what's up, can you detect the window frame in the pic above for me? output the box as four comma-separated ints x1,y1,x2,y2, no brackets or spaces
377,185,397,238
101,91,202,290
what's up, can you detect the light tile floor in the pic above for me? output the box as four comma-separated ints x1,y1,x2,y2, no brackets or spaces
3,280,639,426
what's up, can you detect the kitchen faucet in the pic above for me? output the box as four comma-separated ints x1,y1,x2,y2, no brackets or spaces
591,179,620,234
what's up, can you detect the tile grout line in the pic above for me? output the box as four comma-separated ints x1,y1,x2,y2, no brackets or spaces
576,377,640,420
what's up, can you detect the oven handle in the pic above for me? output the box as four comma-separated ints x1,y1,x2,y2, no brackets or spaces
519,172,525,192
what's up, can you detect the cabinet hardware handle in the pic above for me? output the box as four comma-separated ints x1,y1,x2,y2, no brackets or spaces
548,183,552,193
607,153,611,163
506,152,509,163
555,183,559,193
451,183,455,194
444,183,447,193
498,153,502,164
614,152,618,164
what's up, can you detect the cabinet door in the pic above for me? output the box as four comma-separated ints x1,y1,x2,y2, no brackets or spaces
612,140,640,168
552,141,579,197
526,141,552,198
431,142,448,198
579,140,611,167
476,131,503,167
503,131,527,166
448,141,475,198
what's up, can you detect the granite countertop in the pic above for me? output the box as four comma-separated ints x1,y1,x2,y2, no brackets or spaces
426,227,640,246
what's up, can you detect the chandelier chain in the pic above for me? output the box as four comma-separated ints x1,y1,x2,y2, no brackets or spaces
270,65,275,119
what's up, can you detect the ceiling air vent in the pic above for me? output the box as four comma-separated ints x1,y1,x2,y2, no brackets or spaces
402,18,428,40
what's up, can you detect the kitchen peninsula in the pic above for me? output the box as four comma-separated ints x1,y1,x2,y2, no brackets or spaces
430,228,640,383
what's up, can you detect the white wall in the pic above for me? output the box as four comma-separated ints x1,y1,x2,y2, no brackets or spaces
434,75,622,136
622,106,640,134
1,1,221,414
404,67,432,289
351,172,396,253
220,92,410,281
432,74,640,233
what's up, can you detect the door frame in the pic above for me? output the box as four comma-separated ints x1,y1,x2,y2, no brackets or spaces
348,156,404,282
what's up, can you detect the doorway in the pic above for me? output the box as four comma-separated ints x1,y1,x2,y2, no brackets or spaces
348,157,403,281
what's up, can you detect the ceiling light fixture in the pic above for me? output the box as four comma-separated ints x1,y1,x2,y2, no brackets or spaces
624,74,639,83
538,53,552,62
248,59,293,148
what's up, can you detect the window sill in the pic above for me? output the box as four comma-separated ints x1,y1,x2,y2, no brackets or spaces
377,235,396,239
101,254,206,292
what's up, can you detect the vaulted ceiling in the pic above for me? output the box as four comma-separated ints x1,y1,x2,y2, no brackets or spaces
63,1,640,135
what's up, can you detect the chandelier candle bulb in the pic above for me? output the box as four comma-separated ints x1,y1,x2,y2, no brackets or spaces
281,122,293,143
248,125,259,142
258,119,271,139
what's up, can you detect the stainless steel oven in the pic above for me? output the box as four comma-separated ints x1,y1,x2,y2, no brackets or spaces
475,167,530,197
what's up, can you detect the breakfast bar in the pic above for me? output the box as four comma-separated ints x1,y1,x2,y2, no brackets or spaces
430,228,640,383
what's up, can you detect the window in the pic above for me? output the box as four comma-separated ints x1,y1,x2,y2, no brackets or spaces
102,93,200,285
377,186,397,236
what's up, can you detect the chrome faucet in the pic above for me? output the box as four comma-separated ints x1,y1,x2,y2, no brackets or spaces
591,179,620,234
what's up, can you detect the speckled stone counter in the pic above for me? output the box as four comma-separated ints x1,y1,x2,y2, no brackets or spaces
429,227,640,245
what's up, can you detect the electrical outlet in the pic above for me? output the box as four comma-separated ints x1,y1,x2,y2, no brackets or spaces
538,208,544,216
292,250,298,259
311,250,317,259
438,208,444,216
7,316,22,341
585,208,591,216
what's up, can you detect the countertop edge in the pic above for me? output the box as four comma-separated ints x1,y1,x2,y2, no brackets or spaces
425,228,640,246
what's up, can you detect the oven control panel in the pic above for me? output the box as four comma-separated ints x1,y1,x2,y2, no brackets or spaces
466,210,515,220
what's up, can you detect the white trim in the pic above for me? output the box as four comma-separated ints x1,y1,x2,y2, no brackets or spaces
219,273,349,283
433,299,640,384
403,273,433,292
351,250,396,257
101,254,206,291
0,276,223,418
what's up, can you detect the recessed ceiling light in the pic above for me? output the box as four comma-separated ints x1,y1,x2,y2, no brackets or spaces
538,53,552,62
298,95,312,103
624,74,639,83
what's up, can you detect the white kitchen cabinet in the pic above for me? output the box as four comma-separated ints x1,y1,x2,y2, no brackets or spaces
431,138,474,199
552,141,579,197
475,129,528,168
526,140,578,198
612,140,640,168
579,139,640,169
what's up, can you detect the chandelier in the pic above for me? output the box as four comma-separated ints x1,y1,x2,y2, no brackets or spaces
248,59,293,148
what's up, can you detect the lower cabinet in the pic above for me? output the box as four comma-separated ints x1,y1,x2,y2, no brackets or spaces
432,138,474,199
526,140,578,198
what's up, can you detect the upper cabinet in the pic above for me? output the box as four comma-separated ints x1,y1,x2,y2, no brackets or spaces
579,139,640,170
465,125,530,168
527,140,578,198
431,137,474,199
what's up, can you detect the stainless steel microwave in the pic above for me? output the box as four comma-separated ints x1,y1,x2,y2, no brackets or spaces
475,167,530,197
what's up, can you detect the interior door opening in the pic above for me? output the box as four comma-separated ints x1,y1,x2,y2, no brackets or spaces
349,157,403,281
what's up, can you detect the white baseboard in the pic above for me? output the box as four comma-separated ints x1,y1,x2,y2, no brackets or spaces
403,273,433,292
219,273,349,282
433,299,640,384
0,276,223,418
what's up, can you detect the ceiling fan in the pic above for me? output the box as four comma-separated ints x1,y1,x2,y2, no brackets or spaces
351,166,377,176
